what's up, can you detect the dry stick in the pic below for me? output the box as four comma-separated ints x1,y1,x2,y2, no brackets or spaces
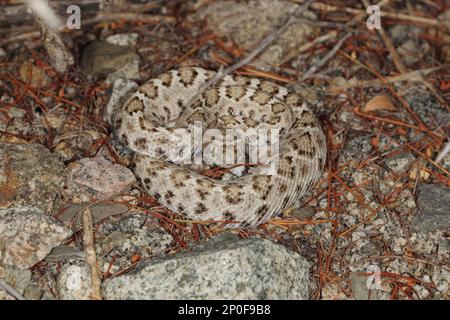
175,0,314,125
301,33,351,81
0,279,26,300
82,207,103,300
26,0,74,74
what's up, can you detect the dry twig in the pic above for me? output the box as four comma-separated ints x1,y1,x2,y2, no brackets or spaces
25,0,74,74
82,207,103,300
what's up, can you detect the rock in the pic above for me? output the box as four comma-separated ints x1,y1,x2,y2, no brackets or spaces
81,41,140,81
348,272,387,300
397,39,430,66
192,0,315,68
405,89,450,131
321,283,349,300
389,25,429,66
23,282,42,300
57,202,129,229
0,266,31,300
290,206,315,220
384,152,415,174
413,183,450,233
103,235,310,299
64,156,136,203
45,245,86,262
338,133,372,165
57,262,92,300
98,214,173,271
0,142,67,215
18,62,51,88
0,211,71,269
105,33,139,47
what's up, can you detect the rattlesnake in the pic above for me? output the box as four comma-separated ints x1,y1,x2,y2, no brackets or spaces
116,67,326,228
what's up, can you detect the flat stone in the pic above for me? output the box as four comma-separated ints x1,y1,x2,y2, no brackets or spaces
291,206,315,220
413,183,450,233
0,266,31,300
192,0,315,68
103,235,310,299
81,41,140,81
0,211,72,269
0,142,67,215
64,156,136,203
57,202,130,229
384,152,415,174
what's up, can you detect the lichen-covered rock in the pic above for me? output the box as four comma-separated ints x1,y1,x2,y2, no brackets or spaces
103,235,310,299
57,262,92,300
0,211,72,269
0,142,67,215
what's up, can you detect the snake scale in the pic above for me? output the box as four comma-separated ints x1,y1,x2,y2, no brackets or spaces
116,67,326,228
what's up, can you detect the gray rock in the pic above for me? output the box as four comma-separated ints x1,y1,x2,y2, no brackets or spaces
97,213,173,273
57,202,129,230
349,272,387,300
103,235,310,299
339,133,372,165
81,41,140,81
46,245,86,262
405,90,450,131
192,0,315,68
388,25,429,66
384,152,415,173
0,211,72,269
0,142,67,215
105,33,139,47
0,266,31,300
413,183,450,233
57,262,92,300
64,156,136,203
291,206,315,220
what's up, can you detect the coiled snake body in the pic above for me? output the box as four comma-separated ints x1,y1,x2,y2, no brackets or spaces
116,67,326,228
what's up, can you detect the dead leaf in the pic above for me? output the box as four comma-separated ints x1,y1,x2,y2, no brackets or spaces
363,95,396,112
